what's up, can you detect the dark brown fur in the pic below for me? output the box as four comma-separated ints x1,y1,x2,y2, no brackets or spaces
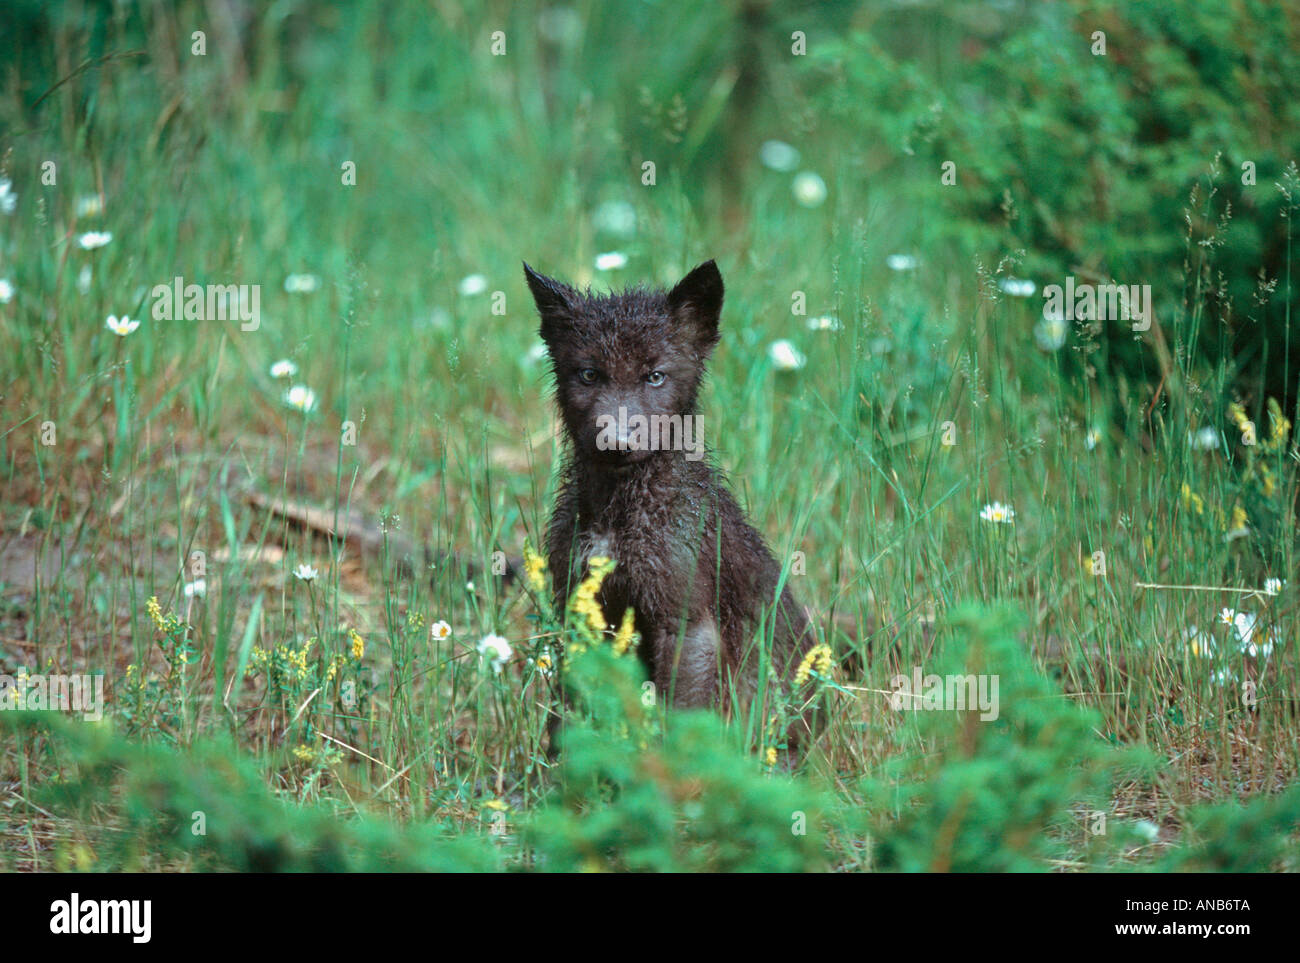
525,259,815,733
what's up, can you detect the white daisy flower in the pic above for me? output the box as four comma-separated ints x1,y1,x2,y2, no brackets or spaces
592,200,637,238
284,384,317,413
478,633,512,673
78,231,113,250
1264,578,1284,596
1217,607,1237,626
1133,819,1161,843
979,502,1015,524
430,620,452,641
1084,427,1102,451
999,277,1036,297
768,339,806,371
532,647,555,678
0,279,12,304
1231,612,1273,657
1210,666,1236,686
759,139,795,171
183,579,206,598
77,265,93,294
76,195,104,218
1243,636,1274,660
105,315,140,336
806,315,840,331
886,254,918,272
293,564,318,582
1190,427,1219,451
1034,316,1067,351
1183,625,1216,659
759,140,801,172
458,274,488,296
270,359,298,378
792,171,827,208
594,251,628,271
420,307,451,330
284,273,320,294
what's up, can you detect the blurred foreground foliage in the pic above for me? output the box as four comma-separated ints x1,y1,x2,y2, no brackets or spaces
7,603,1296,872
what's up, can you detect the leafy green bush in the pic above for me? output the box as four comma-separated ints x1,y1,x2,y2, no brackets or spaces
852,604,1300,871
7,712,500,871
857,604,1159,871
527,646,834,872
1158,785,1300,872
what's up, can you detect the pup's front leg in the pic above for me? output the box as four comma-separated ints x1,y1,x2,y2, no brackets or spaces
652,618,720,709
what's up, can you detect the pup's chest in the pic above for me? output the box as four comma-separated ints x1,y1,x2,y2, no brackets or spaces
573,519,702,615
575,528,658,593
576,528,620,569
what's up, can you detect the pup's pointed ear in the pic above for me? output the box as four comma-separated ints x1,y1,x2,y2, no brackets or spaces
667,259,724,354
523,262,576,342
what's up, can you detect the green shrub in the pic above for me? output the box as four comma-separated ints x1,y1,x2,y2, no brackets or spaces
857,604,1158,871
6,712,500,871
526,643,835,872
1158,786,1300,872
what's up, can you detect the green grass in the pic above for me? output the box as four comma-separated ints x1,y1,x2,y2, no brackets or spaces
1,0,1297,871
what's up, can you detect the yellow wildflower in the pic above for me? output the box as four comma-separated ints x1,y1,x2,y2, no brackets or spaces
574,598,606,632
794,643,833,687
146,596,184,636
1229,401,1250,432
1267,398,1291,449
523,542,548,594
765,746,778,767
569,556,615,633
1180,483,1204,516
349,628,365,660
146,596,165,632
279,638,314,681
326,652,347,682
1228,503,1248,533
612,607,639,655
1260,462,1276,497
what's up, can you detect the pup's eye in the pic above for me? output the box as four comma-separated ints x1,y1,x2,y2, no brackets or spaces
646,371,666,387
578,368,599,384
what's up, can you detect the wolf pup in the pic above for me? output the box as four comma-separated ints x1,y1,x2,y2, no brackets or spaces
525,259,816,742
